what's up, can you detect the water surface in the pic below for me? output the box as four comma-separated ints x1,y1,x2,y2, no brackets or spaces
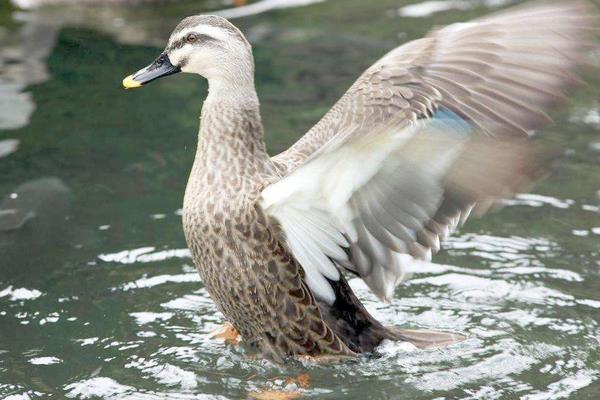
1,0,600,398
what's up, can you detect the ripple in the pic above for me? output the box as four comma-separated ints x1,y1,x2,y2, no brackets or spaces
4,391,45,400
0,286,42,301
75,337,99,346
502,193,575,209
130,312,174,325
118,273,200,292
99,247,191,265
28,356,62,365
397,0,515,18
570,106,600,128
64,376,227,399
161,293,215,312
215,0,326,19
0,139,19,159
523,371,596,400
582,204,600,212
125,358,198,390
444,233,558,270
64,377,132,399
412,349,537,392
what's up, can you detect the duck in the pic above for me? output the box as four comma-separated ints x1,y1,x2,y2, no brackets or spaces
122,1,597,362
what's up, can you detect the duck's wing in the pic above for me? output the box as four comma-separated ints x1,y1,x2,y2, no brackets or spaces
272,0,597,173
261,117,545,303
263,1,597,304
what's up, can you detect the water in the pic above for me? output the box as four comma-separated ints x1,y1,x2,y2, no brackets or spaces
1,0,600,398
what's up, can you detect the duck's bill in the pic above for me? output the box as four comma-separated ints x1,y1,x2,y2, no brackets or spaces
122,53,180,89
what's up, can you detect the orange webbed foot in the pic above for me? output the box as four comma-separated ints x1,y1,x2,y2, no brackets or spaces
209,322,241,346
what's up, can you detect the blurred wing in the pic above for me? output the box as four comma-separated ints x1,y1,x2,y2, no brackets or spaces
272,0,597,171
261,117,543,303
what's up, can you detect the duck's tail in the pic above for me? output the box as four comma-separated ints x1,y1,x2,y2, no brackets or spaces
319,274,464,353
383,326,465,349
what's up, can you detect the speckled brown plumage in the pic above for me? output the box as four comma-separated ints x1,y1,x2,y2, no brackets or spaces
182,100,355,360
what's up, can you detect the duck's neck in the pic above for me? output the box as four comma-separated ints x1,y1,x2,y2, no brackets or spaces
190,78,274,191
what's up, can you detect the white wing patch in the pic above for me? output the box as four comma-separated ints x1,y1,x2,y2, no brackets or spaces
260,1,590,305
267,205,345,303
261,129,402,303
261,121,467,303
262,118,539,304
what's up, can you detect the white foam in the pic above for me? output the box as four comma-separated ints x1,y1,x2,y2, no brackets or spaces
29,356,62,365
130,312,173,325
503,193,575,209
99,247,191,264
64,377,132,399
119,273,199,291
0,286,42,301
522,371,595,400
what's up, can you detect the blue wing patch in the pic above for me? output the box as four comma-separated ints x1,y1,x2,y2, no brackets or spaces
429,108,472,136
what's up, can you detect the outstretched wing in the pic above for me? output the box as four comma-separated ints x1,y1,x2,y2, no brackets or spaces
272,0,596,172
262,117,544,303
264,1,597,303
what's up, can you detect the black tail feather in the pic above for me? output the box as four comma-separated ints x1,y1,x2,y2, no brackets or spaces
319,275,464,352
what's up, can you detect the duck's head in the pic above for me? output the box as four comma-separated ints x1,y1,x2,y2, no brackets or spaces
122,15,253,89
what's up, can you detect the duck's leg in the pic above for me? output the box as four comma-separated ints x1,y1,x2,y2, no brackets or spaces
209,321,241,345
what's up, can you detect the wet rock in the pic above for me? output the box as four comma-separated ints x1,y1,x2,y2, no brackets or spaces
0,177,73,280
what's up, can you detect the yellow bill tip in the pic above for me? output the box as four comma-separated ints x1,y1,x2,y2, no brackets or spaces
122,75,142,89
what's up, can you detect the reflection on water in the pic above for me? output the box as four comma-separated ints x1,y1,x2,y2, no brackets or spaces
397,0,515,18
0,286,42,301
0,0,273,130
503,193,575,209
570,105,600,129
215,0,326,19
0,10,53,129
1,0,600,399
4,227,589,398
0,6,163,129
0,177,73,284
0,139,19,158
99,246,191,265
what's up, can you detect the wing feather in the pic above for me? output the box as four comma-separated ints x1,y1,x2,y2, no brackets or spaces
263,120,545,302
264,1,596,303
273,1,597,172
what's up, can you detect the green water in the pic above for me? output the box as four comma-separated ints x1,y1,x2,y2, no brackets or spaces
1,0,600,398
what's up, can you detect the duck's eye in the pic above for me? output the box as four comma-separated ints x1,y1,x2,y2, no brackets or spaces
186,34,198,43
